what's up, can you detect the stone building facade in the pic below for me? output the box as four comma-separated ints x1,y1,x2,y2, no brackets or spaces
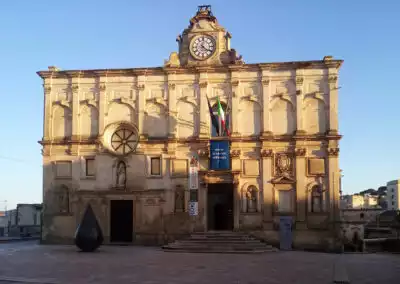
38,6,343,250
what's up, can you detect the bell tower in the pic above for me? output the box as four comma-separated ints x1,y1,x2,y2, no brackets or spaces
164,5,244,68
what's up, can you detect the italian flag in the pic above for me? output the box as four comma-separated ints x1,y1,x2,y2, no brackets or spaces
217,96,230,136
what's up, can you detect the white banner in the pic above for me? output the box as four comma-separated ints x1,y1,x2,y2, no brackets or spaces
188,202,198,216
189,166,199,190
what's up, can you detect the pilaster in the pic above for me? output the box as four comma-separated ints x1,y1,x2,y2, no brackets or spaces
71,81,80,140
261,76,272,137
167,73,177,138
261,148,273,224
230,79,240,136
199,81,209,137
327,71,339,135
295,148,307,224
295,72,306,135
98,82,106,134
137,76,147,138
43,83,52,140
327,147,340,224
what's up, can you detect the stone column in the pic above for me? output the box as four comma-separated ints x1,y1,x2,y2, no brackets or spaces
261,78,272,136
199,81,209,138
295,74,306,135
327,72,339,135
261,148,274,228
136,80,146,138
295,148,307,229
230,80,240,136
98,83,106,134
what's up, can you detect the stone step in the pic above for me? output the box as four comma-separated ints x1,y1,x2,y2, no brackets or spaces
163,248,276,254
163,232,278,254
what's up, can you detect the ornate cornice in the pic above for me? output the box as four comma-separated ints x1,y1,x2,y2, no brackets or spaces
327,147,340,157
36,60,344,79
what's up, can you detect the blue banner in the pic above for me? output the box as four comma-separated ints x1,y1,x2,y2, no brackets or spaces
209,140,230,170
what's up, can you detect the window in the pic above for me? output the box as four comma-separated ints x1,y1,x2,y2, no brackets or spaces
111,127,138,155
85,158,95,177
278,190,291,212
150,157,161,176
211,102,230,137
311,186,323,213
55,161,72,178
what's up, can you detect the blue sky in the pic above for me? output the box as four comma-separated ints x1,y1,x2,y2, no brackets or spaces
0,0,399,210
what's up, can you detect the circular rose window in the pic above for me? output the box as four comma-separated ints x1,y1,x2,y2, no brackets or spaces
110,128,138,155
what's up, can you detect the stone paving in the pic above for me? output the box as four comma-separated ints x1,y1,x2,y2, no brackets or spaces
0,241,399,284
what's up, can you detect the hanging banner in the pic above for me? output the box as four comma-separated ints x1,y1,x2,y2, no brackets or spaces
189,156,199,190
209,140,230,170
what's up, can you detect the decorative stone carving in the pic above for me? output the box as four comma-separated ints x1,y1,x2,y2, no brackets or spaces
295,148,306,156
197,149,209,157
116,161,127,188
231,80,239,87
164,52,181,68
275,153,294,177
168,83,176,90
136,84,145,91
44,86,52,94
99,84,106,91
230,149,241,158
328,76,338,84
261,149,273,158
296,77,304,86
174,185,185,212
262,79,270,86
71,84,79,93
328,147,340,157
199,82,208,89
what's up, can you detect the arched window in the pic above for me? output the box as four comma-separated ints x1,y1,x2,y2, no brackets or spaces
311,185,323,213
211,102,230,137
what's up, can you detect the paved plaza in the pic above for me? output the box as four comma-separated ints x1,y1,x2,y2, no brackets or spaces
0,241,399,284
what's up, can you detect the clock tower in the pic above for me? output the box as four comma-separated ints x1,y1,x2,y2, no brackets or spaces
165,5,244,67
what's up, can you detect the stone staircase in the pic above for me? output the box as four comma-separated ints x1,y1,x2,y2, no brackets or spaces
162,231,278,254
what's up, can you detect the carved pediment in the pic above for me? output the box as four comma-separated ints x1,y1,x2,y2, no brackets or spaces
271,175,296,184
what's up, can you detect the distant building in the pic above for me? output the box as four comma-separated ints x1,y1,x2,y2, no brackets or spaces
341,194,379,209
5,204,42,237
387,179,400,210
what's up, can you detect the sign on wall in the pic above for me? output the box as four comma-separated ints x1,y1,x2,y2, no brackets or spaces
209,140,230,170
189,156,199,190
188,201,198,216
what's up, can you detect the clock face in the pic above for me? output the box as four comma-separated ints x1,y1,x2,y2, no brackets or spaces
190,35,216,60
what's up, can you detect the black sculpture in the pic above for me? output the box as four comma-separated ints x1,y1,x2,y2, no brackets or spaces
74,204,104,252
